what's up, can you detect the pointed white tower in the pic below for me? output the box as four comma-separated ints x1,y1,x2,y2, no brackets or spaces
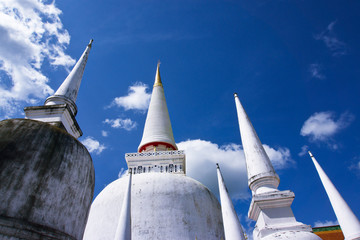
45,39,93,115
126,62,185,174
234,93,279,193
138,62,177,152
83,62,225,240
24,40,93,138
114,171,132,240
216,163,246,240
309,151,360,240
234,93,321,240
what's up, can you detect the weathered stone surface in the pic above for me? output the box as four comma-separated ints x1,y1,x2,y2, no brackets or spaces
0,119,95,240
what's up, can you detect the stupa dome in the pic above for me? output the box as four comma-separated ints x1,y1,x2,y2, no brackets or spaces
83,173,225,240
261,232,322,240
0,119,94,239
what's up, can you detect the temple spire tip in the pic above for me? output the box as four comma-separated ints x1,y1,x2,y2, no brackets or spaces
88,39,93,47
154,61,163,87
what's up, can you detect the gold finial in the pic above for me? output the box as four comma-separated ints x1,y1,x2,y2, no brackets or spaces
154,60,163,87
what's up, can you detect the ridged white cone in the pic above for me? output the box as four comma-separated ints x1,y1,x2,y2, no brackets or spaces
234,93,278,191
114,172,132,240
45,39,93,115
138,63,177,152
216,164,246,240
309,151,360,240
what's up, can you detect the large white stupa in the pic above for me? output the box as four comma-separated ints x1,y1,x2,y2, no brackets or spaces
83,63,226,240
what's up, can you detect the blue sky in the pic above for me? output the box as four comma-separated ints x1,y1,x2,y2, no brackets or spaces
1,0,360,236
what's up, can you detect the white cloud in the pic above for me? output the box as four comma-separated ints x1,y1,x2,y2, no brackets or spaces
110,82,151,111
81,136,106,155
101,130,108,137
349,156,360,174
314,20,347,56
0,0,75,116
300,111,354,142
263,144,294,169
313,220,338,228
309,63,325,79
298,145,309,157
177,139,294,201
178,139,249,200
103,118,137,131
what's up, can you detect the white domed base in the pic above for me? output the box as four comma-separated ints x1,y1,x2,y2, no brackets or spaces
83,173,225,240
261,231,322,240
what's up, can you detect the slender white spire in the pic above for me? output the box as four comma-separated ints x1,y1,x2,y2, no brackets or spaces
138,62,177,152
309,151,360,240
45,39,93,116
216,164,246,240
234,93,279,193
114,171,132,240
234,93,321,240
24,40,93,138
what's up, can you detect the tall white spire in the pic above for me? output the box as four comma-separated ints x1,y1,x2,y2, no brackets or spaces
234,93,321,240
114,171,132,240
234,93,279,193
24,40,93,138
309,151,360,240
138,62,177,152
45,39,93,116
216,164,246,240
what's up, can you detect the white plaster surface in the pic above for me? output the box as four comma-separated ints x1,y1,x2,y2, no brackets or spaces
310,152,360,240
217,165,246,240
114,173,132,240
46,40,92,110
126,150,186,174
234,94,321,240
138,84,177,151
261,231,322,240
83,173,224,240
24,104,82,138
234,94,278,189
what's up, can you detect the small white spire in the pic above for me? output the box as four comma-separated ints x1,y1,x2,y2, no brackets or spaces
45,39,93,116
114,171,132,240
309,151,360,240
216,164,246,240
138,62,177,152
234,93,279,193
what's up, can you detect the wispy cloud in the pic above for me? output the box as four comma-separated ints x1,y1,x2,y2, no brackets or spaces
309,63,325,79
104,118,137,131
101,130,108,137
263,144,295,169
81,136,106,155
313,220,338,228
314,20,347,56
0,0,75,116
349,156,360,175
177,139,294,201
109,82,151,111
301,112,354,141
298,145,309,156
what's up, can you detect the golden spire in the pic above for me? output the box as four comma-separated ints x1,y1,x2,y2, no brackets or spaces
153,61,163,87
